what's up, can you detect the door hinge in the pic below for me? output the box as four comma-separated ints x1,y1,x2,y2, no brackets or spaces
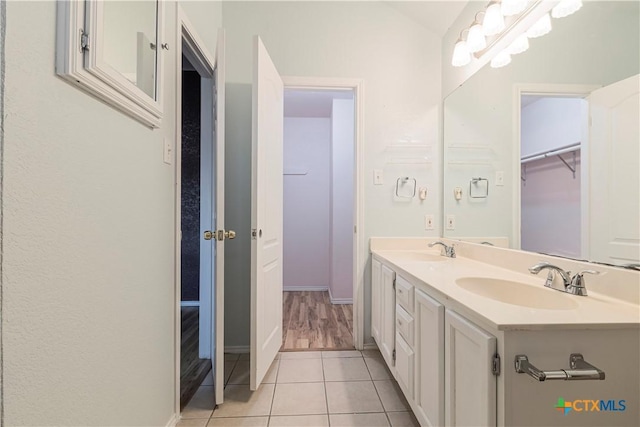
80,29,89,52
392,349,396,363
492,353,501,376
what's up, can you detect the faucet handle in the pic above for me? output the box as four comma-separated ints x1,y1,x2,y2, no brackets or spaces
568,270,600,296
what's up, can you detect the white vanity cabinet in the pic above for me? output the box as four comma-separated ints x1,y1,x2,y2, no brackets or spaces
414,288,444,427
371,256,499,427
445,309,497,427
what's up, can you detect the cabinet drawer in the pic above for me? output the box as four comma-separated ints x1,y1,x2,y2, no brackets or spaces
395,333,415,400
395,275,414,314
396,305,414,347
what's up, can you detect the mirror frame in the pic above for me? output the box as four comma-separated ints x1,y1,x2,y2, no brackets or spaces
56,0,164,128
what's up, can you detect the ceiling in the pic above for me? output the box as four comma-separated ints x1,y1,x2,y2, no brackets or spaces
384,1,470,37
284,90,354,118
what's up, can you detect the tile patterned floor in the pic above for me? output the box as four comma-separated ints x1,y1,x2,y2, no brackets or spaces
179,350,420,427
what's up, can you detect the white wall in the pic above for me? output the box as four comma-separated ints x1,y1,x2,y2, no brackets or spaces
223,1,442,347
330,98,354,302
1,1,221,425
283,117,331,290
442,1,640,244
521,98,584,157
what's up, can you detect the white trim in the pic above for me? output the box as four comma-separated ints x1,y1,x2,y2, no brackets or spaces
55,0,163,128
328,286,353,305
225,346,250,354
174,5,217,418
164,414,179,427
283,286,329,292
511,83,600,251
180,301,200,307
281,76,365,351
363,343,380,351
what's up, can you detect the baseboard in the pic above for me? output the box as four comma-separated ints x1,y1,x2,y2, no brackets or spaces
363,342,379,350
180,301,200,307
283,285,328,292
224,345,250,354
328,287,353,305
164,414,179,427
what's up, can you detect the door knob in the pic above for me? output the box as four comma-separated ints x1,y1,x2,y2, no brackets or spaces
204,230,214,240
225,230,236,240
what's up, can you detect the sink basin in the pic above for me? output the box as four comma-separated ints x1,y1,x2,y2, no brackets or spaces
455,277,579,310
394,252,447,262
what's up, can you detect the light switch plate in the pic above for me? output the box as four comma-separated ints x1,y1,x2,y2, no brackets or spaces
425,214,434,230
163,138,173,165
373,169,383,185
495,171,504,186
446,215,456,230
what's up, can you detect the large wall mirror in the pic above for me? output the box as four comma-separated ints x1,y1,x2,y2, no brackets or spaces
443,1,639,266
56,0,163,127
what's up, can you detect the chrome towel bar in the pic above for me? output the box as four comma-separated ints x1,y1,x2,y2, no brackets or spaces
515,353,605,382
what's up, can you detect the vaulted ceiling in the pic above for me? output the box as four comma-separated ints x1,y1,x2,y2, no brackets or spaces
384,1,470,37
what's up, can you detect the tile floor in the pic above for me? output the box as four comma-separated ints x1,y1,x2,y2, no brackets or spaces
179,350,420,427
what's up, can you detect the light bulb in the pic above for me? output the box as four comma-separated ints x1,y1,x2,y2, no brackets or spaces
527,13,552,38
552,0,583,18
502,0,528,17
483,2,505,36
507,34,529,55
451,39,471,67
467,23,487,53
491,51,512,68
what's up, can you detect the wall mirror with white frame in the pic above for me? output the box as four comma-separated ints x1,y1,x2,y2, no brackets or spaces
443,1,639,267
56,0,163,128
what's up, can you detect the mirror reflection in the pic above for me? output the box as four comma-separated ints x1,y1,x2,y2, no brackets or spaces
102,0,158,99
443,1,639,266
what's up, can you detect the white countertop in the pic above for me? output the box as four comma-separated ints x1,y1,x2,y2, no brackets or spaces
372,248,640,331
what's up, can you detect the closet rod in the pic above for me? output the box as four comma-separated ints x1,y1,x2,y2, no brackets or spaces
521,142,580,164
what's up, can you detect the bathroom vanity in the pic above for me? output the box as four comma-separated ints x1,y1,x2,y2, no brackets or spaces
370,238,640,427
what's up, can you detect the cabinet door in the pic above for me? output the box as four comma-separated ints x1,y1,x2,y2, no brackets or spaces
414,289,444,427
371,258,382,344
445,310,497,427
395,333,414,400
380,265,396,367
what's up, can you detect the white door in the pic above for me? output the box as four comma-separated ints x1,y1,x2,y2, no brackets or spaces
588,74,640,265
445,310,496,427
415,289,444,427
380,265,396,368
371,258,382,344
213,29,226,405
250,36,284,391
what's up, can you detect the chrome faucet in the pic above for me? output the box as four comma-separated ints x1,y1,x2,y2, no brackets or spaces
429,241,456,258
529,262,599,296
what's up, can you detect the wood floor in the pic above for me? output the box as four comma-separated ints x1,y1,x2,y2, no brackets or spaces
181,307,211,410
282,291,354,351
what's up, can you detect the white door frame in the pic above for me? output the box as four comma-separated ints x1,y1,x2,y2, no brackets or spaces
511,83,600,253
281,76,365,350
174,6,217,416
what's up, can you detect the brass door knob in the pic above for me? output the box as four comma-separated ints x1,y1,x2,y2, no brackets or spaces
225,230,236,240
204,230,214,240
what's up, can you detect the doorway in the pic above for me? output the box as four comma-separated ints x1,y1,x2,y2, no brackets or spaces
281,88,356,351
519,95,588,258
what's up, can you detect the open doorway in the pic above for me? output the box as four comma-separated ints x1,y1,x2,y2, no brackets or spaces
519,95,588,258
281,89,356,351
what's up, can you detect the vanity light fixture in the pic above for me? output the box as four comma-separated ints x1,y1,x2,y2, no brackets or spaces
490,50,512,68
507,33,530,55
552,0,583,19
526,13,552,38
451,30,472,67
501,0,528,17
467,14,488,53
483,1,506,36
